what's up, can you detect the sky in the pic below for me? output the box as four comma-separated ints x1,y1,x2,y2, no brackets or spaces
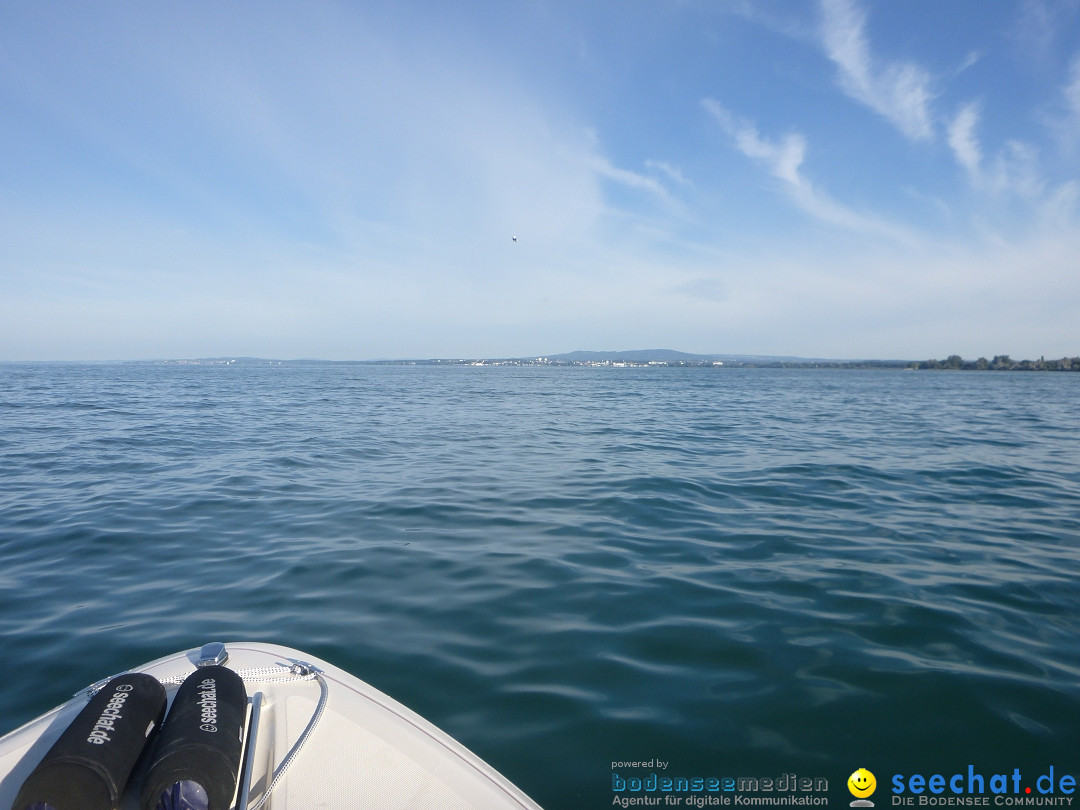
2,1,1079,361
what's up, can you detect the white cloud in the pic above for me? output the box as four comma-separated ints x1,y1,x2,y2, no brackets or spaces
645,160,692,188
1068,53,1080,108
989,141,1047,201
589,156,671,199
820,0,935,141
1063,53,1080,135
948,102,983,179
701,100,802,181
955,51,981,77
1038,180,1080,229
702,98,912,241
1037,50,1080,155
948,102,1049,202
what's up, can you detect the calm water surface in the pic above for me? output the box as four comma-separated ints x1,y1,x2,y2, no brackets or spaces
1,364,1079,809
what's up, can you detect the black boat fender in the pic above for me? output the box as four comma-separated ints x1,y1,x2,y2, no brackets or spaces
11,672,167,810
139,666,247,810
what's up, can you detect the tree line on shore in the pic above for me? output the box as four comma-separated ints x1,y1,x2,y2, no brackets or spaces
907,355,1080,371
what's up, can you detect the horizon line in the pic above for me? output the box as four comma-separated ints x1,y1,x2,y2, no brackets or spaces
3,350,1075,365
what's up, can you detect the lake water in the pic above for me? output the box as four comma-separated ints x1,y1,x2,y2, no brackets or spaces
1,363,1078,809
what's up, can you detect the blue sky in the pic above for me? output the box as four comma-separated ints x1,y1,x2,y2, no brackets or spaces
2,1,1079,360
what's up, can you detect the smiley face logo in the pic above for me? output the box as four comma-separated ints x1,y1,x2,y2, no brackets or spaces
848,768,877,799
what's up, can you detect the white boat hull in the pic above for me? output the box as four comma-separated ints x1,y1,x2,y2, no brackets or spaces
0,642,542,810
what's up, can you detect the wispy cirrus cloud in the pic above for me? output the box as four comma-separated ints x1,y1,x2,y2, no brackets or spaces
1061,52,1080,144
820,0,935,141
645,160,692,188
702,100,805,186
948,101,1048,202
702,98,911,241
1068,53,1080,109
955,51,981,77
589,156,670,199
947,102,983,179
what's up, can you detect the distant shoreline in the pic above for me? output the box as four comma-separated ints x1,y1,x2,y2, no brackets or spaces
105,353,1080,371
6,353,1079,370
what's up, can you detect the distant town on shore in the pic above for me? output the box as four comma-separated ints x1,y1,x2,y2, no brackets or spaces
149,350,1080,371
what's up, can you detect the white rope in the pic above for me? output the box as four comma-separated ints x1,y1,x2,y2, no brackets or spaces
157,663,320,686
247,672,328,810
237,665,321,684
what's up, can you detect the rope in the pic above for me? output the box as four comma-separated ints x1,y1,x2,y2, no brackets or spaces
247,672,328,810
157,663,320,686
